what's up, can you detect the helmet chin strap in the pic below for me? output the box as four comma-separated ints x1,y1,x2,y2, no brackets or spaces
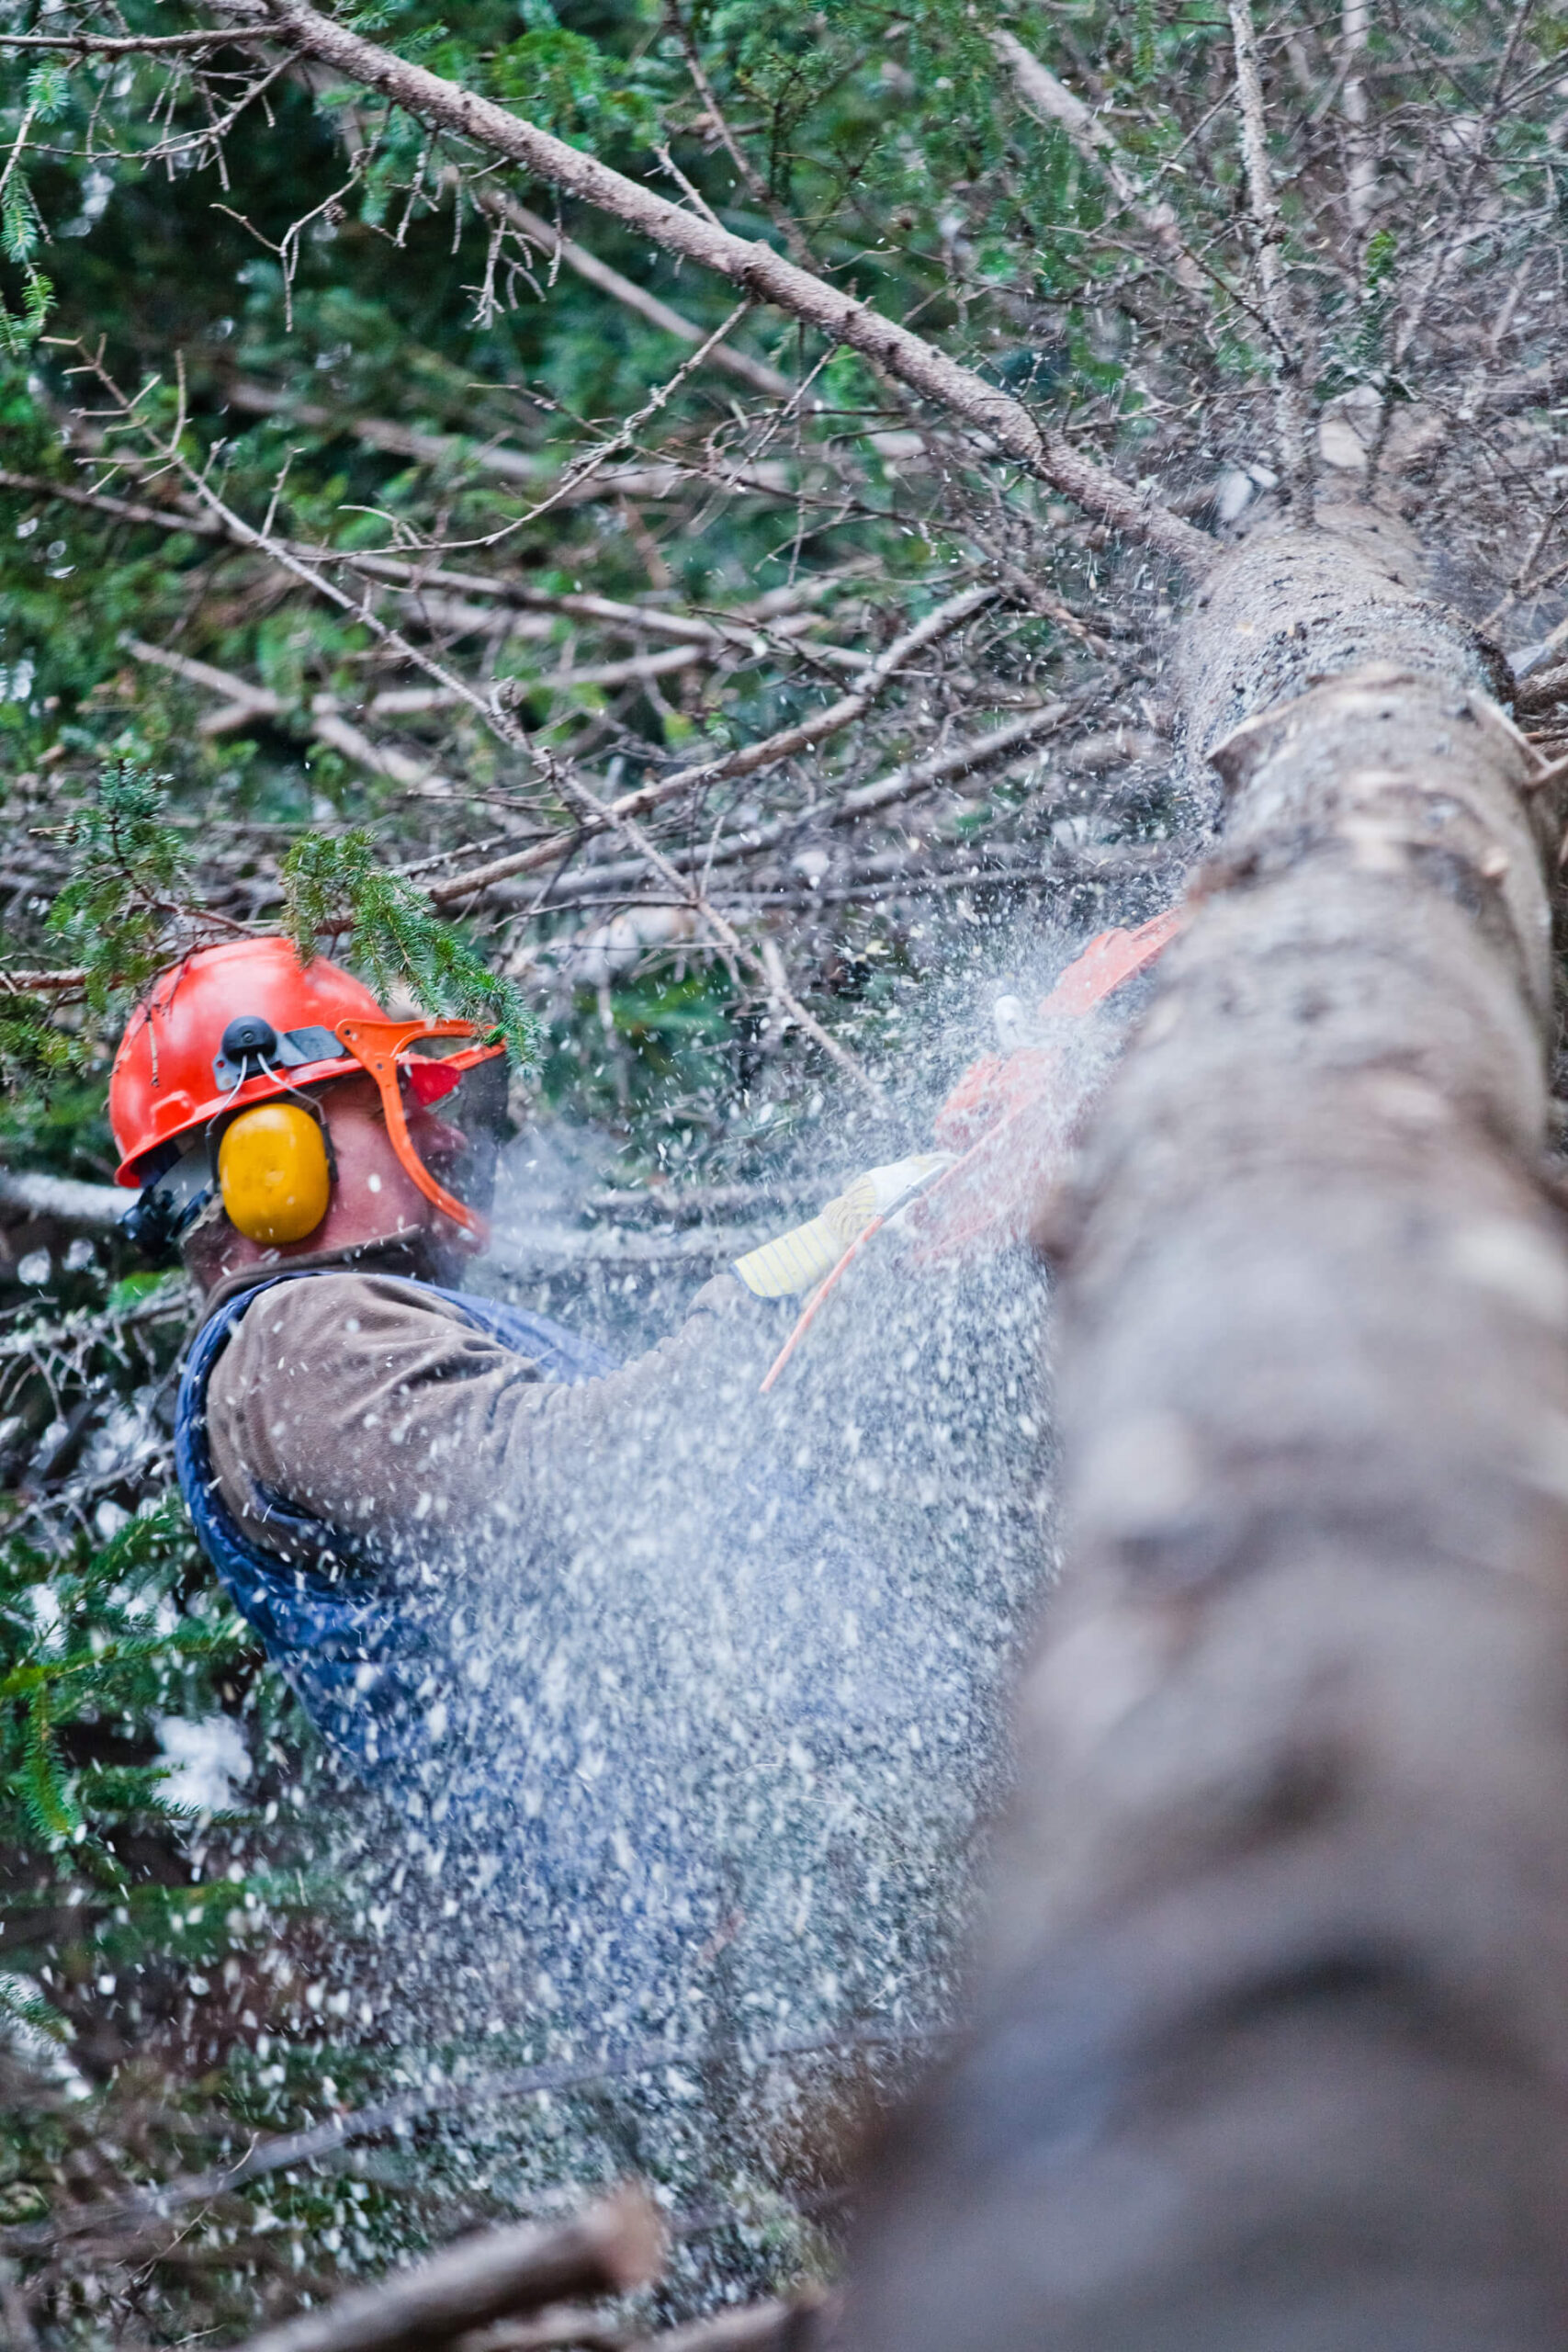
333,1017,490,1243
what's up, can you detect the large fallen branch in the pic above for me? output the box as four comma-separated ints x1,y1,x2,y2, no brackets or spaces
229,2191,664,2352
0,1170,127,1229
243,0,1213,578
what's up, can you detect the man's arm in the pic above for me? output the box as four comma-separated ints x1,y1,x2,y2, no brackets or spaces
205,1270,775,1573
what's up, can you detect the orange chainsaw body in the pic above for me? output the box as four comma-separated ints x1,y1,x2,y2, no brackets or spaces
909,908,1186,1262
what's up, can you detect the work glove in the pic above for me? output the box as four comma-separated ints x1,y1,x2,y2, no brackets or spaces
732,1152,953,1297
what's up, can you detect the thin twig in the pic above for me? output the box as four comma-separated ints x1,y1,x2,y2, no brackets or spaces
429,583,1001,905
466,181,790,400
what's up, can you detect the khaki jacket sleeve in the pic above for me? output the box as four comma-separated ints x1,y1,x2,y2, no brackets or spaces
203,1270,777,1576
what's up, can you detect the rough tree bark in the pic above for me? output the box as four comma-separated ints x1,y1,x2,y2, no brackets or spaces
847,507,1568,2348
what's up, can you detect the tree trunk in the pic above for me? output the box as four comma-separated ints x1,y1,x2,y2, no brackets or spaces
847,510,1568,2349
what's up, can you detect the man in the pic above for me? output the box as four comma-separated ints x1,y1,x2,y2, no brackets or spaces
112,919,1169,2026
113,936,969,2019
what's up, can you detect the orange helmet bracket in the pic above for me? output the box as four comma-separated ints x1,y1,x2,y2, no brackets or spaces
333,1016,491,1242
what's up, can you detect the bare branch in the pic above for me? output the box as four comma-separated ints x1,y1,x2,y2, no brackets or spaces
75,347,908,1098
121,634,282,731
218,385,839,509
550,761,886,1103
1388,0,1539,379
1339,0,1376,243
0,99,40,213
716,837,1177,907
0,25,275,48
91,370,528,750
0,2261,39,2352
1,2024,923,2261
306,706,461,797
221,379,543,481
122,635,465,792
442,2309,625,2352
534,642,710,693
0,470,850,649
0,463,227,539
626,2296,825,2352
1513,660,1568,714
1366,0,1541,480
0,967,90,997
0,1171,127,1229
522,700,1079,904
427,583,1002,906
665,0,816,268
1227,0,1316,515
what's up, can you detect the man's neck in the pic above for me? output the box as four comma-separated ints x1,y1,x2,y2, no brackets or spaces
196,1232,442,1324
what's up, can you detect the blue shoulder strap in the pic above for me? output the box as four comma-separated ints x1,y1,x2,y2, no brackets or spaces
420,1287,617,1384
175,1269,615,1784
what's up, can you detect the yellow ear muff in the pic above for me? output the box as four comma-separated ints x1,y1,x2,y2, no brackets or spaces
218,1102,333,1245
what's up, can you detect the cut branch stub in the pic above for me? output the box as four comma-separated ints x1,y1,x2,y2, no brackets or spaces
1201,663,1552,1028
848,514,1568,2345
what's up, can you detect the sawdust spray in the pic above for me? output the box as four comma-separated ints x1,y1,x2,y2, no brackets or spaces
307,914,1136,2309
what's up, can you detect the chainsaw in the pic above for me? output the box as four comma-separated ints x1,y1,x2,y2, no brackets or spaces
732,907,1187,1391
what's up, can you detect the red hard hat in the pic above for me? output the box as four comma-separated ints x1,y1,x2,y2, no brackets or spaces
110,939,390,1186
